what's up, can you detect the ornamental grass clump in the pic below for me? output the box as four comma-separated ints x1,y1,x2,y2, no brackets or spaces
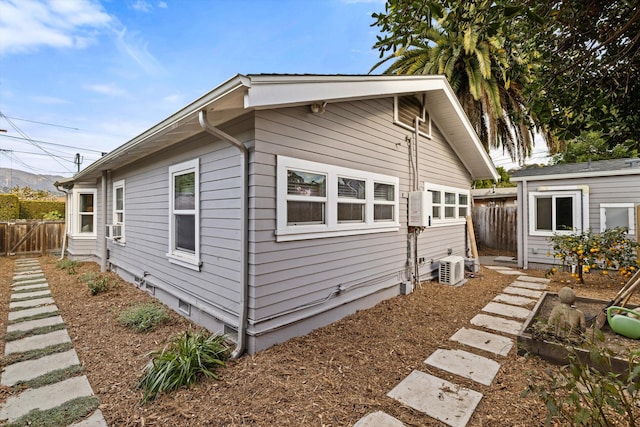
79,272,111,295
55,258,78,275
138,331,230,403
117,303,168,333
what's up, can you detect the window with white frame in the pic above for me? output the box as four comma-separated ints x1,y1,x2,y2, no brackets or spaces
111,180,125,241
600,203,636,234
167,159,200,269
425,183,470,225
277,156,400,241
529,190,582,236
72,189,96,237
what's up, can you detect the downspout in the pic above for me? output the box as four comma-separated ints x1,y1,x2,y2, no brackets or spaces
100,170,108,272
55,183,70,260
521,179,528,269
198,110,248,359
413,116,421,286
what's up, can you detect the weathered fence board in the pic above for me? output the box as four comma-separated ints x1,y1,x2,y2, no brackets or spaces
0,221,65,256
472,206,517,253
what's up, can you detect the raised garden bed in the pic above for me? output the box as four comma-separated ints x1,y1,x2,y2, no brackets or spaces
517,292,638,375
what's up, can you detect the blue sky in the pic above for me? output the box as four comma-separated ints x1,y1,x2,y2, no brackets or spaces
0,0,539,178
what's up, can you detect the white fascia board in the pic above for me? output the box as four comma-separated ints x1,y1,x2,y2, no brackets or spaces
244,74,449,109
511,168,640,182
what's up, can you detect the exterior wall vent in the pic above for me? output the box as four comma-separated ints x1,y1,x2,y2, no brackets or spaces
439,256,465,286
178,299,191,315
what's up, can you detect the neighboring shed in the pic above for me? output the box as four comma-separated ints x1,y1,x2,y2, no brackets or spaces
55,74,497,355
511,158,640,270
471,187,517,207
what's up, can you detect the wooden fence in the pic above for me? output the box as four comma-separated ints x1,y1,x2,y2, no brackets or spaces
472,206,517,253
0,221,66,257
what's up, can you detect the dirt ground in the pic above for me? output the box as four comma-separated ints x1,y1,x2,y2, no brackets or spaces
1,255,638,426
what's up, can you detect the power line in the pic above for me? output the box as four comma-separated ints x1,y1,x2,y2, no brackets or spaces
0,133,106,154
0,114,80,130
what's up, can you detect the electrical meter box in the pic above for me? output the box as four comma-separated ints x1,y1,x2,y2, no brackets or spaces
408,191,432,227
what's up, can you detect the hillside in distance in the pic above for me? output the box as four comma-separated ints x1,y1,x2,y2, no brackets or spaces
0,168,66,194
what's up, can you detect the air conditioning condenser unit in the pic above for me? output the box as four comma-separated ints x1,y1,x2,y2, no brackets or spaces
439,255,465,286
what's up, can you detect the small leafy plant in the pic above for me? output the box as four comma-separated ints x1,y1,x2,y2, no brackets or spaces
118,303,169,333
79,272,111,295
55,258,78,275
524,345,640,426
138,331,230,403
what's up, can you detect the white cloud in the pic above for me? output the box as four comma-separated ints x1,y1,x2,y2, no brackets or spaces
157,1,167,9
132,0,152,12
83,82,127,96
0,0,112,55
114,28,165,75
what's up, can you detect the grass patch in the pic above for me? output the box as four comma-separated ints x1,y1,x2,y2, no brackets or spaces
139,331,230,403
17,365,84,388
5,323,66,342
11,286,49,294
78,272,112,295
55,258,79,275
6,396,99,427
2,342,74,366
118,302,169,332
7,311,60,324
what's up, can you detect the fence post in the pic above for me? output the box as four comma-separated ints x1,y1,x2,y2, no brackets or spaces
41,222,47,256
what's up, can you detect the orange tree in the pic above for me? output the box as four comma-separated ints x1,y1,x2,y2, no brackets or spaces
546,227,639,284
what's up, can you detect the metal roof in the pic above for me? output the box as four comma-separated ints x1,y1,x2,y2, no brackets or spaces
510,158,640,181
57,74,498,186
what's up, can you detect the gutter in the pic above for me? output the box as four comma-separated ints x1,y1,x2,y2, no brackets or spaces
198,110,249,359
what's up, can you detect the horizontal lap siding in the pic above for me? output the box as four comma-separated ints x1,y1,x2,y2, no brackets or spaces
106,116,254,321
251,99,409,325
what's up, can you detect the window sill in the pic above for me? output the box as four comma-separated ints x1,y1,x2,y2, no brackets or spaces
276,223,400,242
70,234,97,240
166,253,202,271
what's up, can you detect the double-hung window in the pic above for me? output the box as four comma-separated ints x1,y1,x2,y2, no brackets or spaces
111,180,125,241
277,156,400,241
167,159,200,270
71,188,96,237
529,190,583,236
425,183,470,225
600,203,636,234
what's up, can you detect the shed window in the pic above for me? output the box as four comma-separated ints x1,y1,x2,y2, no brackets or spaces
529,190,582,236
600,203,635,234
167,159,200,270
277,156,400,241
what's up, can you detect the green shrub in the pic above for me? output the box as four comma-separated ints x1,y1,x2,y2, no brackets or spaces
138,331,230,403
43,210,64,220
524,345,640,426
118,303,169,332
0,194,20,220
55,258,78,275
19,200,65,219
79,272,111,295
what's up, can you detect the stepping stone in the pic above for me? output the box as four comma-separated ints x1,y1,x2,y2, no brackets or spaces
353,411,405,427
510,280,547,290
69,409,108,427
387,370,482,427
503,286,542,299
13,269,42,275
11,290,51,300
12,278,47,286
494,256,516,262
493,294,537,307
8,305,58,321
0,375,94,423
10,283,49,291
495,270,523,275
6,315,64,333
9,297,55,309
517,275,550,284
484,266,510,270
450,327,514,357
1,349,80,386
12,273,45,281
471,314,524,335
425,349,500,386
4,329,71,355
482,302,531,320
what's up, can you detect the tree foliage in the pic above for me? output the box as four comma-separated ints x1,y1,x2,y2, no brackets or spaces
9,185,59,201
550,131,639,165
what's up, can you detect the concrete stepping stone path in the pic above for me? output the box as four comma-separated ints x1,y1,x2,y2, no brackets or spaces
502,286,543,298
353,411,406,427
493,293,537,307
449,327,513,357
470,313,525,335
510,280,548,290
482,301,532,320
425,349,500,386
1,259,107,426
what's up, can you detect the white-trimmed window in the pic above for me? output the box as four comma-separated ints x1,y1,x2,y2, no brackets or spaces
277,156,400,241
111,179,125,242
393,95,431,138
71,189,96,238
167,159,200,270
425,183,470,225
529,190,583,236
600,203,636,234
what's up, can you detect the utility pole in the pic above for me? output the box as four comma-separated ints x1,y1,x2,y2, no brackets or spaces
74,153,82,173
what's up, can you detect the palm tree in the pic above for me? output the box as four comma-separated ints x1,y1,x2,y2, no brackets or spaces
372,1,556,162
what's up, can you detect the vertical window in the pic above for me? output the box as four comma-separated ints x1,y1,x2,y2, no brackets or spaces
112,180,125,241
425,183,470,224
78,193,94,233
373,182,395,222
529,191,582,235
287,170,327,225
600,203,635,234
338,177,365,223
167,159,200,269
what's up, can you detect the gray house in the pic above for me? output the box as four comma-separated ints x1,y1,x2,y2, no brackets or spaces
511,158,640,270
56,74,498,355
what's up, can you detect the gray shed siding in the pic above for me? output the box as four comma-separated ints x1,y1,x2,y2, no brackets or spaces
518,173,640,269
